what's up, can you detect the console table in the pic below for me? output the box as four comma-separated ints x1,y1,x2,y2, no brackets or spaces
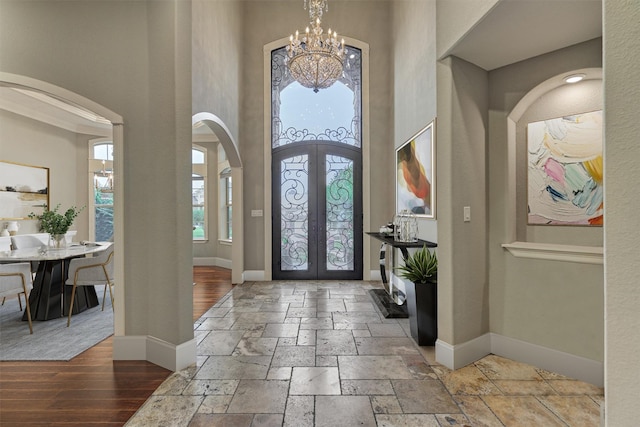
366,232,437,318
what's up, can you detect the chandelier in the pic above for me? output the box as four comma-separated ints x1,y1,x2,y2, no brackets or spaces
286,0,345,93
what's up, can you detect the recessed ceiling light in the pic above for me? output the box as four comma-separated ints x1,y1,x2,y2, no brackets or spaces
564,74,586,84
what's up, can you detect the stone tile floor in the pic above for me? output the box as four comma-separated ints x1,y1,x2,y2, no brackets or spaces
125,281,604,427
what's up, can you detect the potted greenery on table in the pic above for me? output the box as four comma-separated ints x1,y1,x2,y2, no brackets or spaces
396,244,438,345
29,204,84,248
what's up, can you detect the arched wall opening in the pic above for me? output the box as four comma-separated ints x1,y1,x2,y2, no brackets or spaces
0,72,126,336
192,112,244,284
503,67,604,263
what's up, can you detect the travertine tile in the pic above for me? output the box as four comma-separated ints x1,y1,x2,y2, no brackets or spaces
286,307,317,318
315,355,337,367
475,354,543,380
267,366,292,380
393,379,461,414
197,317,236,330
232,338,278,356
482,395,566,426
315,396,376,427
182,379,239,396
454,395,504,427
370,395,403,414
338,355,414,380
354,337,420,355
198,395,232,413
375,414,440,427
367,323,407,337
341,379,395,395
297,329,316,346
197,330,246,356
251,414,284,427
271,345,315,367
299,317,333,330
283,395,314,427
333,311,382,324
345,301,377,312
441,364,502,395
547,379,604,396
435,414,473,426
493,379,556,396
189,414,253,427
538,395,601,426
195,356,271,380
202,307,231,317
290,367,341,395
262,323,299,338
125,395,203,427
316,329,357,355
226,380,289,414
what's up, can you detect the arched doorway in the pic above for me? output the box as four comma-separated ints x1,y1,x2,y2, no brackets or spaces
192,112,244,284
0,72,125,335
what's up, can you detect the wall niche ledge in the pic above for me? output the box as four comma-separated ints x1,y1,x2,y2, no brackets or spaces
502,241,603,265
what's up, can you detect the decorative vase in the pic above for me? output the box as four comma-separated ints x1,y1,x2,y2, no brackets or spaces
405,278,438,346
50,233,67,249
7,221,19,236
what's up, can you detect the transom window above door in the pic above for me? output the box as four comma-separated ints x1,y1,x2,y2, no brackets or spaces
271,46,362,148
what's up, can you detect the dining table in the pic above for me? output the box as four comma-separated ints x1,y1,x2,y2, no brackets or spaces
0,242,113,321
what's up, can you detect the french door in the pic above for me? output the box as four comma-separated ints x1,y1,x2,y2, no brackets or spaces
272,141,362,280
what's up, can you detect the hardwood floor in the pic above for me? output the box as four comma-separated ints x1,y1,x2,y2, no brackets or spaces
0,266,234,426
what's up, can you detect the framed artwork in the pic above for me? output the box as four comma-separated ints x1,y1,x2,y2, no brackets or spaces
0,161,49,219
396,120,436,218
527,110,603,226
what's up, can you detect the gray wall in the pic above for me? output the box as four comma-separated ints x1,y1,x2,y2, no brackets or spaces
392,0,438,243
240,0,393,271
192,0,242,142
488,39,604,361
0,0,194,345
603,0,640,423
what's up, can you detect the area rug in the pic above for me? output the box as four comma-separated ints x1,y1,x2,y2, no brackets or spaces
0,296,113,361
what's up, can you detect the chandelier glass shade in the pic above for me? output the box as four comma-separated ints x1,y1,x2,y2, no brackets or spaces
286,0,345,93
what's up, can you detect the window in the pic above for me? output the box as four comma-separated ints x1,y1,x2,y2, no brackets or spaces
192,146,206,240
90,141,114,241
220,167,232,240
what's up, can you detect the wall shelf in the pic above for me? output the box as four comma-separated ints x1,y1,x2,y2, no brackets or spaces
502,241,603,265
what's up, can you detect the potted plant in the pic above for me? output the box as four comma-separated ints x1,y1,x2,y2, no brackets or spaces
396,245,438,345
29,204,84,248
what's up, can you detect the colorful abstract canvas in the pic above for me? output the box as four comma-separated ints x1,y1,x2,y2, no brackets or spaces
396,121,435,218
527,111,603,225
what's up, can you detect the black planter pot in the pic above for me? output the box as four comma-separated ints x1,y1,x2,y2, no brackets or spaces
405,279,437,346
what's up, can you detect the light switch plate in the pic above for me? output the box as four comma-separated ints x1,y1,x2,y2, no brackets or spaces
251,209,263,217
463,206,471,222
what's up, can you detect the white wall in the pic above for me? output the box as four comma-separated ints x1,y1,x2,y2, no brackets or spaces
0,110,91,240
603,0,640,423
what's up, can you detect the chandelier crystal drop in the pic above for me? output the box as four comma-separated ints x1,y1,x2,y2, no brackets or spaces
286,0,345,93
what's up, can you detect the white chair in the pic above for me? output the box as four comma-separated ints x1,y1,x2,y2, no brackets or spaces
65,247,114,327
10,235,45,276
0,262,34,334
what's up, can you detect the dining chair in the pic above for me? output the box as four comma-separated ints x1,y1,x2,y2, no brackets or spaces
10,235,45,276
0,262,34,334
65,246,114,327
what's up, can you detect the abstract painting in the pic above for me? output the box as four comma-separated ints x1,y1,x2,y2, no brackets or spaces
396,121,435,218
0,161,49,219
527,110,603,225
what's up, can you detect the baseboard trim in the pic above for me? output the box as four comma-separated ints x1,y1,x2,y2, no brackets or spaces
435,334,491,370
369,270,382,282
490,333,603,387
435,333,603,387
193,257,232,269
244,270,265,281
112,335,196,372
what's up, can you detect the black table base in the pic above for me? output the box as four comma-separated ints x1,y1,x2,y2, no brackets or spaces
23,259,99,321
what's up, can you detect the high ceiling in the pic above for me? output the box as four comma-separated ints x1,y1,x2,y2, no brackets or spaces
445,0,602,71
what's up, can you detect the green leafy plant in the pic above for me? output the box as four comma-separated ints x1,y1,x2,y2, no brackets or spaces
395,245,438,283
29,204,84,235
